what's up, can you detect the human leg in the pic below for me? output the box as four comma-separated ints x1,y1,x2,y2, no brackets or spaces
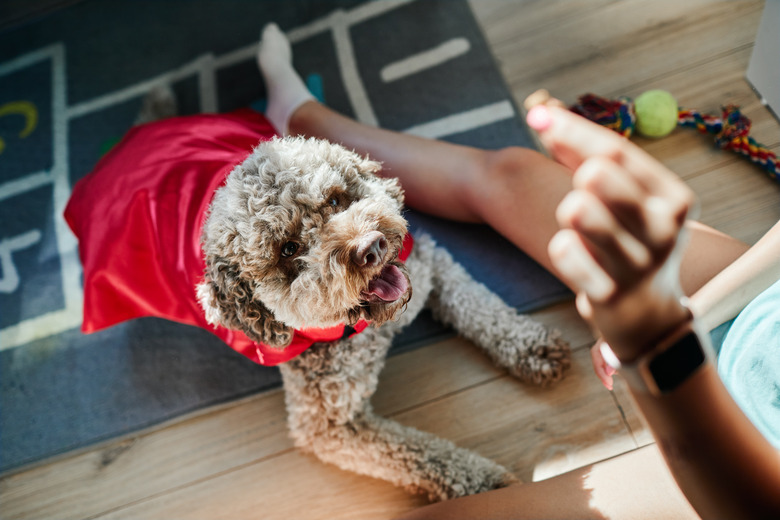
289,101,573,271
393,444,700,520
289,101,749,294
258,25,748,295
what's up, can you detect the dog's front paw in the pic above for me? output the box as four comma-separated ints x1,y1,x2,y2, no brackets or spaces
483,318,572,386
508,327,571,386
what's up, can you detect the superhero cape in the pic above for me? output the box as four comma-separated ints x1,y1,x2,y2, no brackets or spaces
64,109,412,366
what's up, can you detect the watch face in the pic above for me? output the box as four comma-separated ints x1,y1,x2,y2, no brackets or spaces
648,331,706,394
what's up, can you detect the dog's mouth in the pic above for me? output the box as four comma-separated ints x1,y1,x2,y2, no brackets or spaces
360,263,408,303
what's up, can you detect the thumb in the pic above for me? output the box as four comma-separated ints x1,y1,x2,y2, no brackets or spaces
526,101,632,173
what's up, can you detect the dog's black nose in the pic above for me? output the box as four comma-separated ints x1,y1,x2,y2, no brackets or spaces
352,231,388,268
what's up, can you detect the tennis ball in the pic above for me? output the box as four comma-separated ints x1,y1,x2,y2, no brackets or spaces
634,90,678,138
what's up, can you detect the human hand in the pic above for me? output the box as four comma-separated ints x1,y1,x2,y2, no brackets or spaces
525,94,696,362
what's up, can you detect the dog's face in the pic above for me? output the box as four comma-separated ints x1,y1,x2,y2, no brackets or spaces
197,136,411,348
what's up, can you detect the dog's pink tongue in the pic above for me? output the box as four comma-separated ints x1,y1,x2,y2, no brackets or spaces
366,265,408,302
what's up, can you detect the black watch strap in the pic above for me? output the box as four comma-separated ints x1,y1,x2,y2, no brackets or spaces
644,330,707,394
602,315,712,396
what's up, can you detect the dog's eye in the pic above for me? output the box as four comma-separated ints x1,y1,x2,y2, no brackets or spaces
281,241,299,258
324,193,350,214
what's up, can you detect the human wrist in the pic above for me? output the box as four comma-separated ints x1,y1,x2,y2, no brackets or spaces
605,295,694,364
601,299,712,396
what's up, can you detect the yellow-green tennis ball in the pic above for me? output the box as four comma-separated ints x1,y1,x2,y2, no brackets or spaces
634,90,678,138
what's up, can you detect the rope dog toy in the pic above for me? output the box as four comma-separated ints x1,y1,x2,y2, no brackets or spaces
570,91,778,184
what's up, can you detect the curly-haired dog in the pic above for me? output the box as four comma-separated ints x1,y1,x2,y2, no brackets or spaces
65,85,570,501
196,135,571,500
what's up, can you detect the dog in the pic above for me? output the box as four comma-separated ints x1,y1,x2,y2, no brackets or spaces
195,135,571,500
65,85,571,500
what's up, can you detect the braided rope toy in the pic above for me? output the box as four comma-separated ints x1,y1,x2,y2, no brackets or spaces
570,92,779,184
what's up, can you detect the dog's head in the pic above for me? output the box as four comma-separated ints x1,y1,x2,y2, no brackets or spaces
197,136,411,348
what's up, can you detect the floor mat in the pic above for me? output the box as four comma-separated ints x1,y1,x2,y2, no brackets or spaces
0,0,570,473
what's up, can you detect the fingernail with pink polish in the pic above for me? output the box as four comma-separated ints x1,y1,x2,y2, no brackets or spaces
527,105,552,131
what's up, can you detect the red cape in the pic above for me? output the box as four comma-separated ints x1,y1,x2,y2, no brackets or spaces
64,109,411,366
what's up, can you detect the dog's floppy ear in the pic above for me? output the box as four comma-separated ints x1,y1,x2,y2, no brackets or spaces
196,261,293,348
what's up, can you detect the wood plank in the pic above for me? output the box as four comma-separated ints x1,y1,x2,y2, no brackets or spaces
0,333,606,520
639,63,778,148
612,376,655,448
96,449,428,520
89,348,637,519
630,46,779,177
392,346,638,483
0,390,292,520
486,0,765,104
469,0,617,51
520,299,593,352
477,0,778,248
374,336,504,416
0,333,554,520
686,152,780,244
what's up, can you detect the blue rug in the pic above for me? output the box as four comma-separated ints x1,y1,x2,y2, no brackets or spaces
0,0,570,474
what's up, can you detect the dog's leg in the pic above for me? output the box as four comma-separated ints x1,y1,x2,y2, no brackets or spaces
417,233,571,386
279,328,516,501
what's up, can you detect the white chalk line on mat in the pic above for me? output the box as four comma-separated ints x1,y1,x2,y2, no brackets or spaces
381,38,471,83
1,43,84,350
403,100,516,140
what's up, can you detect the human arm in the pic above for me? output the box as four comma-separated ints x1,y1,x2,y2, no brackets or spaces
527,99,780,519
689,219,780,331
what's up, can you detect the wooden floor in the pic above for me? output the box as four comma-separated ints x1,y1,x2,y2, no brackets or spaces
2,1,778,519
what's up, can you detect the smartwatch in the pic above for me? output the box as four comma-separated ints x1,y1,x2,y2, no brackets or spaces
600,306,712,396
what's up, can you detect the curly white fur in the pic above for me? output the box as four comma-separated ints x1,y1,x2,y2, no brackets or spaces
198,136,571,500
